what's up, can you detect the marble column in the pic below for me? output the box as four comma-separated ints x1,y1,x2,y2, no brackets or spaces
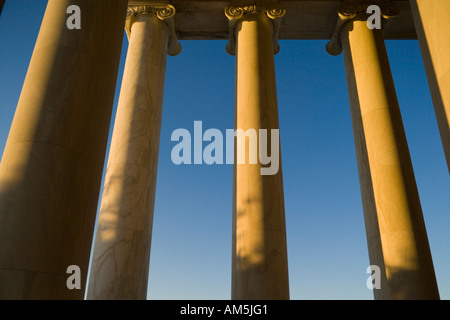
409,0,450,173
225,4,290,300
327,3,439,299
87,4,180,300
0,0,128,299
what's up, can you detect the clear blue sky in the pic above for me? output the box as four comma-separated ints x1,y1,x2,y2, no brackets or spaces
0,1,449,300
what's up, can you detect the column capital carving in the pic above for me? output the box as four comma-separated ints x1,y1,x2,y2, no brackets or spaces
325,1,399,56
225,4,286,55
126,4,181,56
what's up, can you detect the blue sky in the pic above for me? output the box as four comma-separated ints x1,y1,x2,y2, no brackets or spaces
1,1,449,300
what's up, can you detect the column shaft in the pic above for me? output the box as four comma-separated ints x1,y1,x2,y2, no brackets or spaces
232,12,289,300
87,13,170,299
409,0,450,173
0,0,127,299
342,20,439,299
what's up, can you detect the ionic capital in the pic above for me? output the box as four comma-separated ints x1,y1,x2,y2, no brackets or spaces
225,4,286,55
126,4,181,56
325,1,399,56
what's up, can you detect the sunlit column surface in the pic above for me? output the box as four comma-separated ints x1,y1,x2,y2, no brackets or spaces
334,4,439,299
226,4,290,300
409,0,450,173
87,4,180,300
0,0,128,299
